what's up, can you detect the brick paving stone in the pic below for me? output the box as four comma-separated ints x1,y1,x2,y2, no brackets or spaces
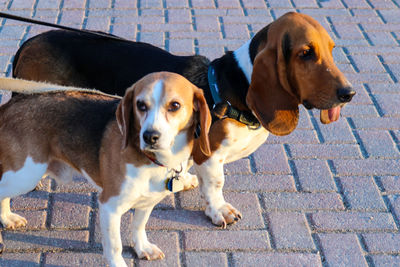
266,130,319,144
223,24,250,39
293,160,336,192
367,31,399,47
223,174,296,192
185,230,270,251
167,9,192,24
357,130,399,158
314,119,356,144
44,252,110,267
232,252,321,267
114,16,164,25
11,189,49,211
375,94,400,117
267,212,315,250
387,195,400,224
3,230,90,251
0,253,40,267
15,210,47,230
362,233,400,253
379,9,400,23
352,117,400,130
223,158,251,175
346,73,392,84
310,212,397,231
146,209,213,230
371,255,400,266
252,144,291,174
333,159,400,176
262,192,344,211
379,176,400,194
62,0,86,9
8,0,35,9
339,176,386,211
113,0,137,9
185,252,228,267
191,0,215,8
53,176,98,193
197,46,225,60
168,39,195,55
153,194,176,210
50,192,91,229
289,144,361,159
340,104,379,117
317,233,367,267
139,32,164,46
351,54,385,73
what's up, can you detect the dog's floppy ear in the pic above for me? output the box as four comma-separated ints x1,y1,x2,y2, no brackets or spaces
116,87,135,149
193,88,212,156
246,30,299,136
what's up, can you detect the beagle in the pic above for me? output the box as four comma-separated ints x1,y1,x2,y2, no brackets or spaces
12,12,355,227
0,72,211,266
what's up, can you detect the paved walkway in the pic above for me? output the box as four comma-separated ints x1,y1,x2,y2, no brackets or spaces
0,0,399,266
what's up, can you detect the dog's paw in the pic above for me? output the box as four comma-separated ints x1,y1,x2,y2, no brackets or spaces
205,202,242,228
135,242,165,261
182,173,199,191
1,212,27,229
108,258,128,267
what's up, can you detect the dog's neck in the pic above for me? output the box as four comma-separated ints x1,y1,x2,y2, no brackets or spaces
233,40,253,84
209,39,258,112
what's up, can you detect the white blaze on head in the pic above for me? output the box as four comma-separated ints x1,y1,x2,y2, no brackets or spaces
137,79,179,151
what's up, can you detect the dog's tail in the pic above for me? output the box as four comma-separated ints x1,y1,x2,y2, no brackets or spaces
0,77,121,99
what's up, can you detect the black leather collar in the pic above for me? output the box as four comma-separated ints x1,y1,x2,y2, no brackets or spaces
207,65,260,130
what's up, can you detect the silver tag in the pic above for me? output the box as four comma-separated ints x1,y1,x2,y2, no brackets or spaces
166,177,184,193
171,178,184,193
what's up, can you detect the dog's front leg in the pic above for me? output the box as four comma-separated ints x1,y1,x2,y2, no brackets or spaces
132,206,165,260
194,158,242,228
99,203,127,267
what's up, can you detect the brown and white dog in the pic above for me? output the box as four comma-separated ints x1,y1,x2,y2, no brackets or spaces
12,12,355,227
0,72,211,266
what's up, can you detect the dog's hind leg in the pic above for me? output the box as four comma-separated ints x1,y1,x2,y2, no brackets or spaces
0,157,47,229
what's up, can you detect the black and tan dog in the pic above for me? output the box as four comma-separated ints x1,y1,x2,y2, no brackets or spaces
12,12,355,227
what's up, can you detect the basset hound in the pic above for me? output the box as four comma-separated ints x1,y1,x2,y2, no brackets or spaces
12,12,355,227
0,72,211,266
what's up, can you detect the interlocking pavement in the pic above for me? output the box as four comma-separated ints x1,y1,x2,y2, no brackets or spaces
0,0,399,266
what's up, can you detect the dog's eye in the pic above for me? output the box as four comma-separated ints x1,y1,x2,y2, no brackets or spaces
136,101,147,112
168,101,181,112
299,47,314,60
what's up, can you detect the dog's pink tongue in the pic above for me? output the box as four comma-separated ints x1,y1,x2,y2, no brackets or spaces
320,106,341,124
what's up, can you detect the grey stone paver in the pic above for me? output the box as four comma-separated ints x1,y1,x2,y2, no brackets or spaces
0,0,399,266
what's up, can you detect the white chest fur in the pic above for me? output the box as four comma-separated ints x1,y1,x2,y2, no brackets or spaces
105,164,172,213
218,122,269,163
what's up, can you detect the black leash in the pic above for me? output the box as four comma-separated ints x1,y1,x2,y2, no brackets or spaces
0,11,126,41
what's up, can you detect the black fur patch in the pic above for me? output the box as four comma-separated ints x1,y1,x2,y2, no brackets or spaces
211,51,251,111
282,33,292,65
249,24,270,63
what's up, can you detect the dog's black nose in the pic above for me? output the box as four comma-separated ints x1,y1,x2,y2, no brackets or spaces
337,87,356,103
143,130,160,145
